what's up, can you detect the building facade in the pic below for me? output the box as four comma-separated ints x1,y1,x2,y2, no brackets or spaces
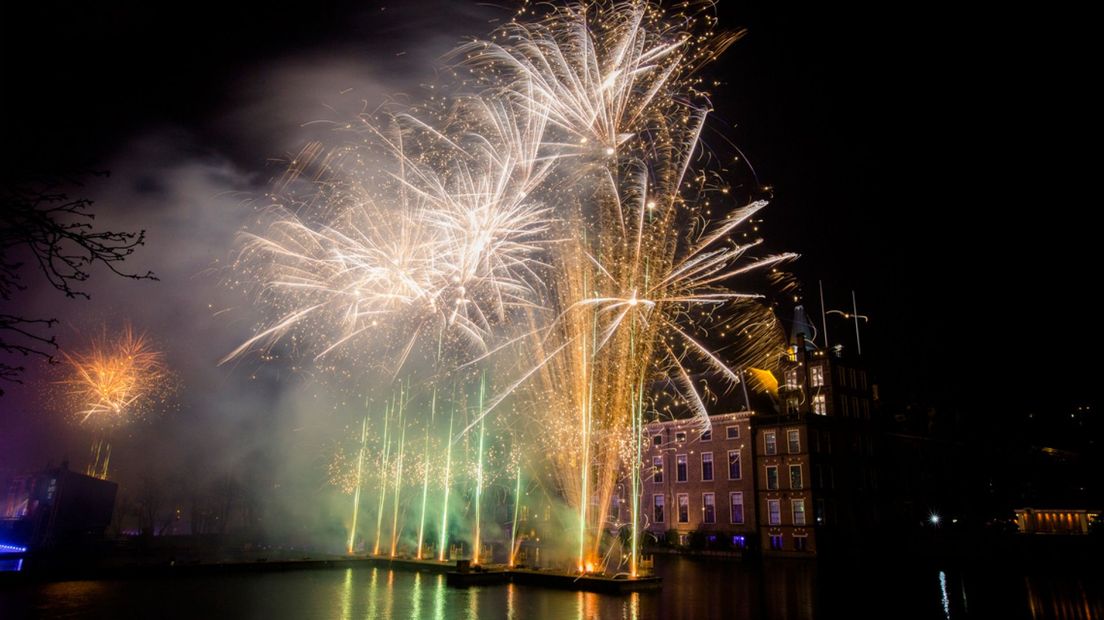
642,412,757,550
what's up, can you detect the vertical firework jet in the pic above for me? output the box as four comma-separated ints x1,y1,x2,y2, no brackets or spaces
232,1,792,572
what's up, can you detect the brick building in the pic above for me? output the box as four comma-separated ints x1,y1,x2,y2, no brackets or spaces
642,411,757,550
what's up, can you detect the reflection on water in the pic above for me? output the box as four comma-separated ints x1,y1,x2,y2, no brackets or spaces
1,556,1101,619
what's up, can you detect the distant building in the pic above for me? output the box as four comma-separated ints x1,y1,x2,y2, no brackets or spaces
642,412,757,550
755,306,879,557
1,462,117,550
1014,508,1100,535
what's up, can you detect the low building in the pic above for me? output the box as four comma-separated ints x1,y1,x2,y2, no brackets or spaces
642,412,757,551
1,462,117,550
1014,508,1100,535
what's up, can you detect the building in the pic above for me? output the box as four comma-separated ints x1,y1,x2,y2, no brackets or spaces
1014,508,1100,535
752,305,879,557
1,462,118,550
642,412,757,551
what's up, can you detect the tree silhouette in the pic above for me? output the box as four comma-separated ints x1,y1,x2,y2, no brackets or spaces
0,174,157,394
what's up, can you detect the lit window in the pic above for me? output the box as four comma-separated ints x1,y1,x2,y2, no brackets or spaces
676,431,686,442
653,434,662,446
652,456,663,483
677,494,689,523
792,500,807,526
785,369,799,389
701,452,714,481
703,493,716,524
787,429,800,453
676,454,687,482
790,465,803,489
764,431,777,455
653,495,665,523
728,450,741,480
769,534,783,550
701,429,711,442
730,492,745,524
810,365,825,387
766,466,779,490
726,426,739,440
768,500,781,525
813,394,827,415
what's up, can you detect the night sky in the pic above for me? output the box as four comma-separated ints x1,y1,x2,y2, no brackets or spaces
2,0,1096,476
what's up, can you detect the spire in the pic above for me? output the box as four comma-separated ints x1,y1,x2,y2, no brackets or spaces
790,305,816,350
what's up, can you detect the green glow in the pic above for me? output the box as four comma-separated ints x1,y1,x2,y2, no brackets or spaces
416,389,435,559
390,389,407,557
509,463,522,566
373,401,392,556
472,372,486,564
437,403,454,562
347,415,368,554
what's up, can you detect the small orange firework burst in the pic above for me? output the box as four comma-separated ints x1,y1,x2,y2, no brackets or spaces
60,325,170,428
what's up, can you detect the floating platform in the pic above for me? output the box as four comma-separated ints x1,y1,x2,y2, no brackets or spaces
446,566,662,594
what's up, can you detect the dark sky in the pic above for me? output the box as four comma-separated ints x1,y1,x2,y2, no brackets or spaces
2,0,1097,476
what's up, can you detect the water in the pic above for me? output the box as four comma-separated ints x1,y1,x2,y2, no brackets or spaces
1,556,1100,619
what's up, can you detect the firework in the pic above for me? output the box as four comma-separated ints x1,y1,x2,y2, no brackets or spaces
234,0,793,573
61,325,170,428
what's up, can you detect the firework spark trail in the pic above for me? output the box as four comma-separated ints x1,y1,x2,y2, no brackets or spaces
461,1,795,570
347,415,368,554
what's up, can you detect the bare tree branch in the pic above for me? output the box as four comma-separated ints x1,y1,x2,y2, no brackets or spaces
0,175,158,393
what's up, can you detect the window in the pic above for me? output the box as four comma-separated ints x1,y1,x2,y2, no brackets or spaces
859,371,867,390
676,431,686,442
851,397,860,419
729,492,745,524
862,400,870,419
810,365,824,387
785,369,799,389
701,429,711,441
815,499,826,524
787,429,801,454
790,465,803,490
651,495,666,523
793,535,808,552
815,465,824,490
677,494,689,523
653,434,662,446
840,396,849,417
701,452,714,481
769,534,783,550
813,393,827,415
764,431,777,455
676,454,688,482
727,450,742,480
652,456,664,483
766,466,779,490
726,425,740,440
703,493,716,524
837,366,847,386
811,429,820,453
792,500,807,526
731,535,746,549
768,500,781,526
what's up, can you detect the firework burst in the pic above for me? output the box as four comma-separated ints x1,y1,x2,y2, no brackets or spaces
60,324,171,428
